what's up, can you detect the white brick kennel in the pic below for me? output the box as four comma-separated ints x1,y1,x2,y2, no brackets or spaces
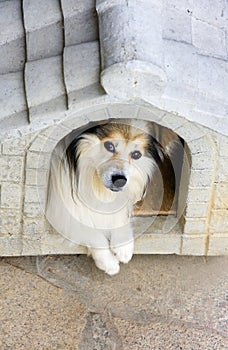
0,0,227,257
0,103,227,257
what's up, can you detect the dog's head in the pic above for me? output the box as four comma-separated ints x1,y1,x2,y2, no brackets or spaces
66,121,165,204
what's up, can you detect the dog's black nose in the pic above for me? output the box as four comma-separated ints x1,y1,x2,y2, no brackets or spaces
112,174,127,188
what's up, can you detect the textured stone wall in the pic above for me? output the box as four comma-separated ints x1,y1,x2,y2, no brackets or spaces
0,103,227,256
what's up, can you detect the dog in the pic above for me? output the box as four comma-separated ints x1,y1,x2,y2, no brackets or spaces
46,119,178,275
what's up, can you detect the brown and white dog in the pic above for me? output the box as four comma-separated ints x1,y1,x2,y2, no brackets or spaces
46,119,177,275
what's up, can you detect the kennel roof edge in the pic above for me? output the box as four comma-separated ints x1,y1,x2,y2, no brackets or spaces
0,0,227,140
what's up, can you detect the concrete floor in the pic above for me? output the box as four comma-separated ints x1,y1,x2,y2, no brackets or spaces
0,255,227,349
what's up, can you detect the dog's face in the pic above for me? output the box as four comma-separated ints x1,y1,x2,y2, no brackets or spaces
67,121,164,204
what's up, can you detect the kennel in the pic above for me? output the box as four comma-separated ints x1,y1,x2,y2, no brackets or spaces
0,0,227,256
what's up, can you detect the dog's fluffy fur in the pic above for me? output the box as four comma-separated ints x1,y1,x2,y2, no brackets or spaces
46,120,176,275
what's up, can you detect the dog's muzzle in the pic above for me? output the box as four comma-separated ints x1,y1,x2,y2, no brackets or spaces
111,174,127,190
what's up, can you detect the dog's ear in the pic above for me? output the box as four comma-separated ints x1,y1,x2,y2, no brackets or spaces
147,135,166,165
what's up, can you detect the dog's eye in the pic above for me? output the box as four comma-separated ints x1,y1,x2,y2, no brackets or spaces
104,141,116,153
131,150,142,160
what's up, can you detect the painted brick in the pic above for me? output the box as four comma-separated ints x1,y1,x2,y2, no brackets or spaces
64,42,102,108
188,136,214,154
107,104,140,120
2,134,35,155
23,0,63,61
0,0,25,73
137,106,167,124
175,123,205,142
61,0,98,46
41,124,71,141
185,202,209,218
25,56,66,120
207,234,228,255
0,156,24,182
181,235,206,255
215,157,228,183
0,72,27,122
26,151,51,170
189,169,214,188
191,152,214,170
0,237,22,256
162,7,192,43
0,209,21,237
213,182,228,209
160,113,186,131
134,234,181,255
1,183,21,209
187,187,211,203
23,217,45,236
198,56,228,103
184,218,207,235
192,18,226,59
24,202,44,218
24,185,46,205
28,136,57,153
21,236,42,255
25,168,48,187
210,209,228,233
164,40,198,88
192,0,226,28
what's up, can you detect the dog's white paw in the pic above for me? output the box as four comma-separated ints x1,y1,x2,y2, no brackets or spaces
89,249,120,276
112,241,134,264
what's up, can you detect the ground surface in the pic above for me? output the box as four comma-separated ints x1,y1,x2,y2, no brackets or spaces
0,255,227,349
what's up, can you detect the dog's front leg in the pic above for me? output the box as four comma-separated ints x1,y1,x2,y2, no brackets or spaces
110,223,134,264
88,247,120,276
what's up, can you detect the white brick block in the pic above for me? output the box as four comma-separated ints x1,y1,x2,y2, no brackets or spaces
181,235,206,255
137,106,166,123
192,18,226,59
175,123,205,142
64,42,102,108
25,168,48,187
23,217,45,236
192,0,226,28
210,209,228,233
0,72,27,121
189,169,214,188
0,209,21,236
107,104,139,120
191,152,214,170
184,218,207,235
0,237,22,256
0,156,24,182
0,0,25,73
162,7,192,43
41,124,71,141
23,0,63,61
24,202,44,218
213,182,228,209
28,135,58,153
134,234,181,254
188,135,214,154
187,187,210,203
161,113,186,131
24,185,46,205
198,56,228,103
2,134,35,155
215,157,228,182
26,151,51,170
186,202,209,218
1,183,21,209
25,56,66,120
164,40,197,88
61,0,98,46
208,234,228,255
